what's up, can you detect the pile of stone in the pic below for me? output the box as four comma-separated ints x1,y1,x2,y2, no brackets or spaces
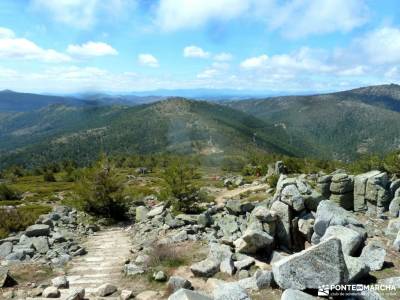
329,173,354,210
0,206,92,267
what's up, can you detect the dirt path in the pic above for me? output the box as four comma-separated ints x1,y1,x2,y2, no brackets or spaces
64,227,131,297
214,183,269,205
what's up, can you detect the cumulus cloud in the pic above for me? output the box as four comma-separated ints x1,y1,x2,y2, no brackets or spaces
0,28,71,63
0,27,15,39
240,54,268,69
67,42,118,57
183,45,210,58
138,53,159,67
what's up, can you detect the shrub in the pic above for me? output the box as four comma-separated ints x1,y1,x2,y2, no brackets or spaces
383,151,400,176
0,204,51,239
163,160,201,214
266,174,279,189
43,171,56,182
75,155,127,220
0,184,21,201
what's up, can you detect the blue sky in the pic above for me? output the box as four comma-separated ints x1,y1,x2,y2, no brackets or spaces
0,0,399,93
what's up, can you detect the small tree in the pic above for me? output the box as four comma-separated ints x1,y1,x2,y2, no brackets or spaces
76,155,127,220
163,160,200,213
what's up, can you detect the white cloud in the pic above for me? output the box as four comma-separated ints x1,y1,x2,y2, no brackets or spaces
31,0,134,29
197,68,218,79
358,27,400,65
155,0,368,38
240,54,268,69
138,54,159,68
156,0,249,31
336,65,366,76
183,46,210,58
67,41,118,57
214,52,233,61
268,0,368,38
0,36,71,63
0,27,15,39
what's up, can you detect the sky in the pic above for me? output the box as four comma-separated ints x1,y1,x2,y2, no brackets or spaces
0,0,400,94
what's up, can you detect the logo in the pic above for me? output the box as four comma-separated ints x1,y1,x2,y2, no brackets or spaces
318,285,330,296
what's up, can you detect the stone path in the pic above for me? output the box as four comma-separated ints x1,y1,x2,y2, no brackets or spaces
64,227,131,297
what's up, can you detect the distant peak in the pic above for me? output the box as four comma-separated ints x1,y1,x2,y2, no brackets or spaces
0,89,16,93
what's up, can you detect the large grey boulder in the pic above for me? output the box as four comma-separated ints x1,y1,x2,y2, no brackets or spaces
272,238,349,290
0,242,13,259
393,231,400,251
209,243,233,263
65,288,85,300
360,243,386,271
220,257,235,275
190,258,220,277
234,229,274,254
213,282,250,300
25,224,50,237
271,200,292,250
387,218,400,235
146,205,164,218
281,289,317,300
32,236,50,254
168,289,212,300
226,200,254,215
378,276,400,288
280,185,305,211
344,255,370,283
52,275,69,288
135,206,149,222
389,197,400,218
313,200,363,238
320,225,364,255
330,174,354,194
0,267,16,288
42,286,60,298
167,276,193,293
96,283,117,297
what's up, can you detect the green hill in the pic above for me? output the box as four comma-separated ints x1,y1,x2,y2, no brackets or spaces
0,98,315,168
228,84,400,160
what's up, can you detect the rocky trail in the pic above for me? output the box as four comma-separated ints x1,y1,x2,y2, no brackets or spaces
214,183,269,206
63,227,131,297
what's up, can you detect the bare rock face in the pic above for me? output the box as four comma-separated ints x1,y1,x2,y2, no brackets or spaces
272,238,349,290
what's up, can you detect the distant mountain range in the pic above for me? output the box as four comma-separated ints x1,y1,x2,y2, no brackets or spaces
0,84,400,168
228,84,400,160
